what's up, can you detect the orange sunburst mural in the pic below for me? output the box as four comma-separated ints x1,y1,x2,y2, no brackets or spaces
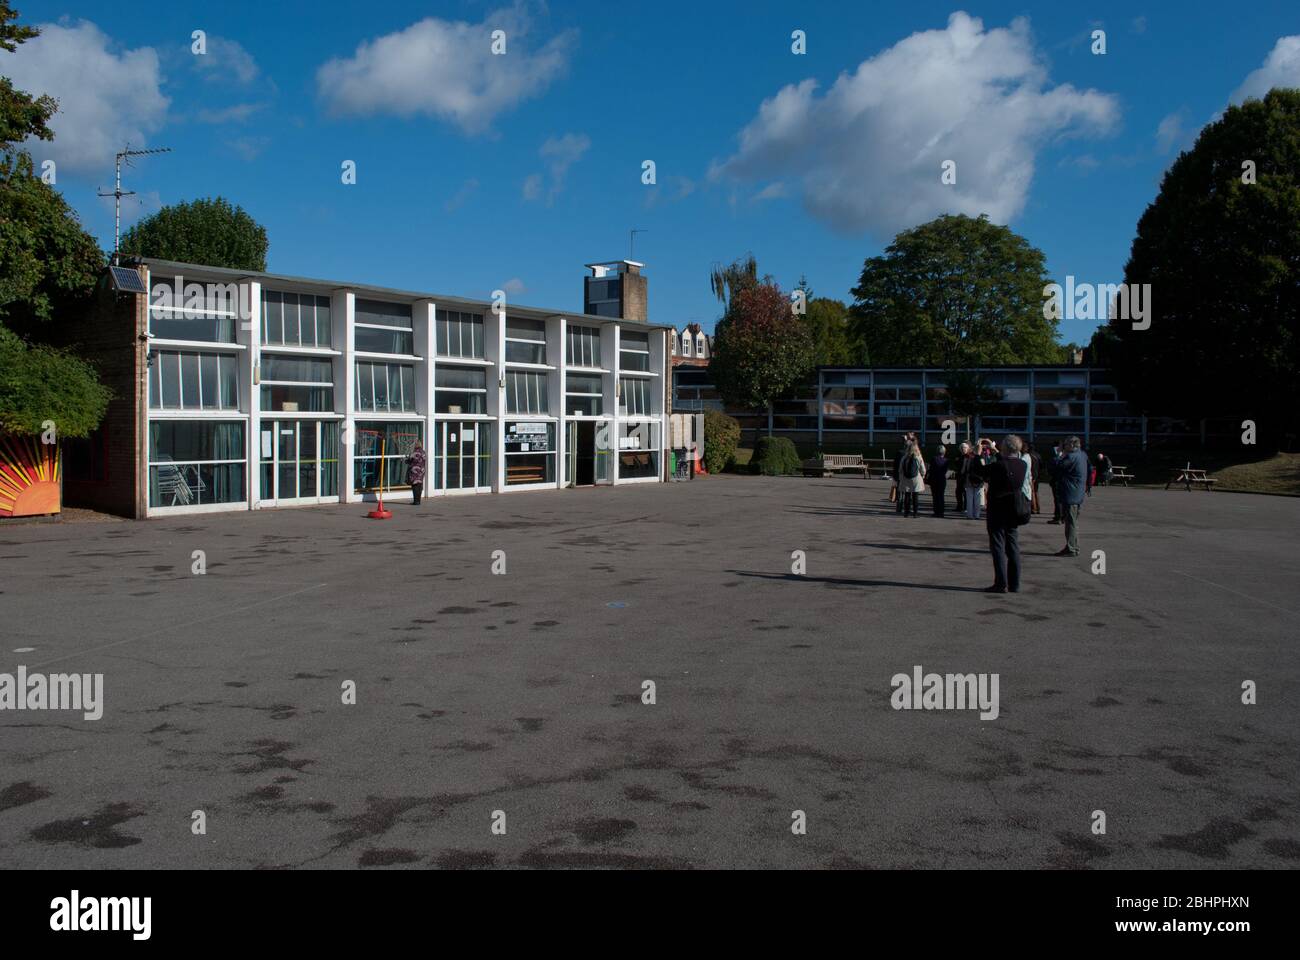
0,434,61,517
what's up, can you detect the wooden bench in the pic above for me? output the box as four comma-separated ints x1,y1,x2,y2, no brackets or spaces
1108,465,1134,486
802,453,867,478
864,457,895,480
506,465,546,485
1166,467,1217,491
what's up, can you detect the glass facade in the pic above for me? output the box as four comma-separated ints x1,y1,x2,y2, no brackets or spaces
505,318,547,365
353,421,423,492
356,361,416,413
505,370,548,415
437,310,485,359
355,299,414,355
148,420,245,507
435,365,488,414
567,325,601,368
150,350,239,411
676,366,1148,445
504,421,555,485
262,291,331,347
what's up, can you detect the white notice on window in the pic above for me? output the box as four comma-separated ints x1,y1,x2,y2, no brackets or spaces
521,443,530,452
261,432,273,457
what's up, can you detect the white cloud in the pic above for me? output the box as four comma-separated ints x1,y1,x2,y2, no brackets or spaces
502,277,526,295
1232,35,1300,104
197,103,266,124
230,136,270,161
5,20,169,176
316,5,576,134
1155,111,1187,153
710,12,1119,237
193,35,261,86
445,177,480,212
753,181,788,201
524,132,590,204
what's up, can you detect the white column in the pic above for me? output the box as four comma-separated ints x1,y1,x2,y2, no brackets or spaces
551,316,566,489
413,299,435,457
606,323,621,482
489,305,505,492
243,280,261,510
337,290,355,502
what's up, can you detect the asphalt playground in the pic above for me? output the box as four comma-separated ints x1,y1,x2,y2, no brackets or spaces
0,475,1296,868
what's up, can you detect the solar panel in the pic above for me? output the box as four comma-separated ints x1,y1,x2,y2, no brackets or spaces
109,265,148,294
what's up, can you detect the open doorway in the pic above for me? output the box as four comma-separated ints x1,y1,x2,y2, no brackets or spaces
575,420,596,486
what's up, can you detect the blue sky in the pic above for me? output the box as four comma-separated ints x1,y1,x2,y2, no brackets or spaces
9,1,1300,345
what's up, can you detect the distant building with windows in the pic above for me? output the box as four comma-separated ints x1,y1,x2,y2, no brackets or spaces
669,323,712,364
58,258,671,518
674,363,1188,449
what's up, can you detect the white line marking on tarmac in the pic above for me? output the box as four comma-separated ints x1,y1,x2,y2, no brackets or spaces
23,582,331,670
1173,571,1296,615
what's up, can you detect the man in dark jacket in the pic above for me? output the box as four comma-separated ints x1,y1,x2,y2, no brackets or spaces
893,434,908,514
929,445,949,517
1055,436,1089,556
971,435,1029,593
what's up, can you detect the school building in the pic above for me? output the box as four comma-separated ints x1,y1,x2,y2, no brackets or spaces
61,258,671,518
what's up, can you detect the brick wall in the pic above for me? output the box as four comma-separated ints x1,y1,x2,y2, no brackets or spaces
51,273,144,518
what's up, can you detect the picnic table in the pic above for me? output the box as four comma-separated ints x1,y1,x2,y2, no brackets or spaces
1108,465,1134,486
1166,466,1217,491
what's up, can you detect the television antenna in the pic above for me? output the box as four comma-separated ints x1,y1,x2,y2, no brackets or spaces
98,145,172,261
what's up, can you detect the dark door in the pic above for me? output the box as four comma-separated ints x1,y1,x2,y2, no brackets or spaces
576,421,596,486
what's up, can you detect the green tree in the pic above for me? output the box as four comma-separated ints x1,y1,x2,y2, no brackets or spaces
1101,87,1300,442
120,197,269,271
708,252,766,308
849,214,1063,368
0,325,110,437
802,296,855,366
0,2,54,150
0,152,105,330
940,368,1002,443
0,3,111,439
709,282,816,434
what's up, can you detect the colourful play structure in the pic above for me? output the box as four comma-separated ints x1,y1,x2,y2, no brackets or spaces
0,434,60,518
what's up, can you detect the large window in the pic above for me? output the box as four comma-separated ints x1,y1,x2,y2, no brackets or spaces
148,420,245,507
262,291,331,347
149,350,239,411
618,421,658,479
505,370,548,415
356,361,416,413
565,372,603,416
505,318,547,364
148,278,239,343
619,329,650,372
504,421,555,485
355,299,414,355
619,376,651,416
353,421,422,492
437,310,485,359
435,366,488,414
261,355,334,412
567,325,601,368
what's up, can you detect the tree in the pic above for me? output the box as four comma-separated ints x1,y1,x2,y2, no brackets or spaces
0,152,104,331
0,2,54,150
120,197,269,271
709,282,816,434
0,3,111,440
802,296,856,366
0,325,110,437
849,214,1064,368
941,369,1002,443
708,252,765,308
1100,87,1300,442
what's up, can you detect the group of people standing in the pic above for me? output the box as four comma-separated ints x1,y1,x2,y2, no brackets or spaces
889,433,1093,592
